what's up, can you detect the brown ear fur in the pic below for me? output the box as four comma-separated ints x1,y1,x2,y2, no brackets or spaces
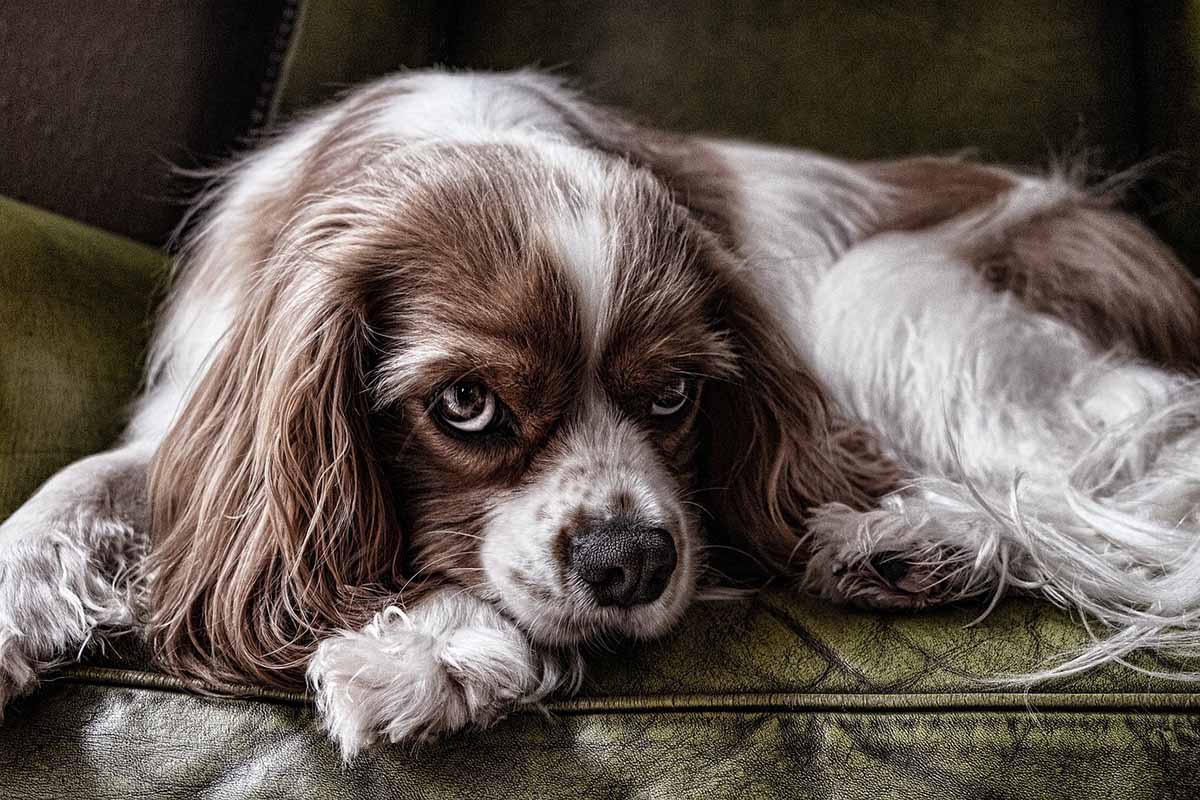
698,281,902,577
147,256,400,690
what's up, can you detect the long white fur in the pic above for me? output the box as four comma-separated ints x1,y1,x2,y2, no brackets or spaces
0,445,150,711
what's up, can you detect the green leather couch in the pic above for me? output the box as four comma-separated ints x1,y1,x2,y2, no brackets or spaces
3,2,1200,797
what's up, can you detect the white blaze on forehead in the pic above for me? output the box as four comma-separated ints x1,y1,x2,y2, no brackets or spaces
367,72,581,143
542,204,617,364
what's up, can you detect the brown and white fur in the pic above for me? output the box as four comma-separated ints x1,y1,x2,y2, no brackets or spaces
2,70,1200,758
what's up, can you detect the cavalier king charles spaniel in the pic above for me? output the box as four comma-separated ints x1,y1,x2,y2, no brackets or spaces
3,70,1200,758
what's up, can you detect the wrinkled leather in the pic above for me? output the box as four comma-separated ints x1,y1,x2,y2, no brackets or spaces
3,593,1200,798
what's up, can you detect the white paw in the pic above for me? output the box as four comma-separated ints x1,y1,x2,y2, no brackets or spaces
802,502,979,611
308,594,573,760
0,513,142,716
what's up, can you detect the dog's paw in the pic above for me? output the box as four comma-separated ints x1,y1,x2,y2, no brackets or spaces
805,542,965,610
802,503,980,611
0,629,39,718
308,594,569,760
0,505,144,719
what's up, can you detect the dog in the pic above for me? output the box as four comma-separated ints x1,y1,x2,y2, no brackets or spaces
3,70,1200,758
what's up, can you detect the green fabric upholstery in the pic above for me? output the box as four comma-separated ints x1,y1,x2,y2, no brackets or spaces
0,198,165,520
448,0,1139,165
281,0,1141,164
5,1,1200,796
273,0,448,120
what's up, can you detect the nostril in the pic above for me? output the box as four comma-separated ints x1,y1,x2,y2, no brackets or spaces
635,528,677,605
643,565,674,600
600,567,626,591
642,528,677,571
575,559,638,608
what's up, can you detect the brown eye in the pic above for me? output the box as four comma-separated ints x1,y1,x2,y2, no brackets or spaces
650,377,691,417
437,381,497,432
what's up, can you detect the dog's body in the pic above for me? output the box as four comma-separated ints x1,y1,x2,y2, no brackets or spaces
3,71,1200,758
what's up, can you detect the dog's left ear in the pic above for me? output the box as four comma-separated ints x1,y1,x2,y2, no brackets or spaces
696,278,902,575
147,189,403,689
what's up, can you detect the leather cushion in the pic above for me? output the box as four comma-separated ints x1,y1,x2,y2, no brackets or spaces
4,592,1200,798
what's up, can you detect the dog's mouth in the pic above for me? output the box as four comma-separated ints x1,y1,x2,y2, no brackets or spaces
486,536,699,647
497,589,694,647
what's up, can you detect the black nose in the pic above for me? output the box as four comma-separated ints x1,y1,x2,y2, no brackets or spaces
569,516,677,608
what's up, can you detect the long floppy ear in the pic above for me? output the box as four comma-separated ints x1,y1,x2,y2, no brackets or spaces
146,210,400,691
697,280,902,577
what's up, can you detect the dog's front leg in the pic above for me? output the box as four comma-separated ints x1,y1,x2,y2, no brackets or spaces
308,588,578,759
800,495,1019,612
0,443,150,712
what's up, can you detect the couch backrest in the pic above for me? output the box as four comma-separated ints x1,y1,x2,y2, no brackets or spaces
0,1,298,246
273,0,1200,270
4,1,1197,265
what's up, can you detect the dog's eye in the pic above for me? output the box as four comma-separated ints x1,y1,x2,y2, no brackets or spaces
650,377,691,416
437,381,497,432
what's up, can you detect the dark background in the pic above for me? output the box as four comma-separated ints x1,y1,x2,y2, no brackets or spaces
2,1,1197,265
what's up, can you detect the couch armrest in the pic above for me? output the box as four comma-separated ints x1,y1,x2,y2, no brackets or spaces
0,197,166,520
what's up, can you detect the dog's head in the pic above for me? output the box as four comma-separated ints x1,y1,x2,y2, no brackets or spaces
148,75,895,687
376,143,731,644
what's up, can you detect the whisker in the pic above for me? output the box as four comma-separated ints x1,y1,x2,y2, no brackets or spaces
422,528,485,541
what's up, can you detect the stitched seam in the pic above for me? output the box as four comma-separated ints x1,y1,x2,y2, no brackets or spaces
256,0,304,132
59,666,307,703
537,692,1200,716
57,667,1200,714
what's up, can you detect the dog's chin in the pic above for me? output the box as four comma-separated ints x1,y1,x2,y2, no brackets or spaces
489,579,697,648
